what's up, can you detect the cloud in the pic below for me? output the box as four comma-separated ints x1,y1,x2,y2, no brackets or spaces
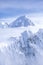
0,0,43,17
0,0,43,9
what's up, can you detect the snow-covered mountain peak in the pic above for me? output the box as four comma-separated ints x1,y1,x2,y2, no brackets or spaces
0,27,43,65
9,15,34,27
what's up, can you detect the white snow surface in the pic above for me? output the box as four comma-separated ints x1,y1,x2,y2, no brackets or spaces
0,16,43,65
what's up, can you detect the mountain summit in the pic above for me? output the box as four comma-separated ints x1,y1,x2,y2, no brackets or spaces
9,16,34,27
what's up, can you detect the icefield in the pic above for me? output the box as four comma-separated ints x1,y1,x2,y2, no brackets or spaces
0,16,43,65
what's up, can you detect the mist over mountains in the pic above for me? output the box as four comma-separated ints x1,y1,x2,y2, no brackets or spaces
0,15,43,65
6,29,43,65
0,16,34,28
0,28,43,65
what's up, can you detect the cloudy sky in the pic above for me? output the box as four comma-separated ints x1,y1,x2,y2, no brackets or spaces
0,0,43,18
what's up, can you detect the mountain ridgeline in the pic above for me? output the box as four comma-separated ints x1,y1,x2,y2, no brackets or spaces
8,16,34,27
5,29,43,65
8,29,43,58
0,16,34,28
0,16,43,65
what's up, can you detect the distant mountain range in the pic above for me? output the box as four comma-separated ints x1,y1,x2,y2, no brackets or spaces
0,16,34,28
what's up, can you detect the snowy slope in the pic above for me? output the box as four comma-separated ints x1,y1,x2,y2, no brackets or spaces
0,30,36,65
0,28,43,65
9,16,34,27
0,15,43,65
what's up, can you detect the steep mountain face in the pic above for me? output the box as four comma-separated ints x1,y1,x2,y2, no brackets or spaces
1,31,35,65
36,29,43,40
5,29,43,65
34,29,43,48
0,28,43,65
8,31,35,57
18,31,36,57
9,16,34,27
